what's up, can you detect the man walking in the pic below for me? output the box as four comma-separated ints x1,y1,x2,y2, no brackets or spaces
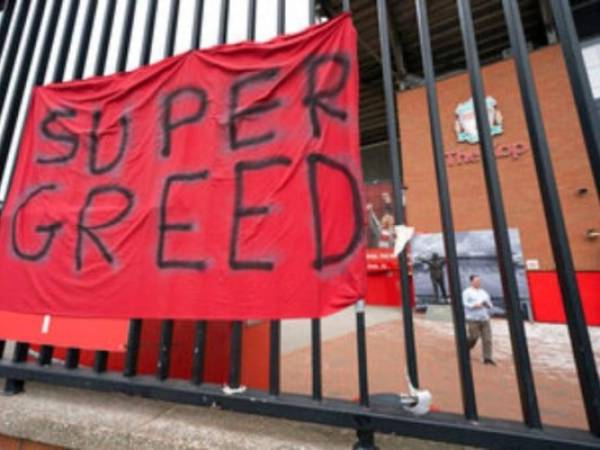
462,274,496,365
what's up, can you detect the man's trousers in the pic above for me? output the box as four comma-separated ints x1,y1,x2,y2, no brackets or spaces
467,320,492,360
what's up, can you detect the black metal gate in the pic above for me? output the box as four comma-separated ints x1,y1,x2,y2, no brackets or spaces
0,1,599,449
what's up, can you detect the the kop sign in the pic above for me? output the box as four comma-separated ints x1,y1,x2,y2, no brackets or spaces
447,96,528,167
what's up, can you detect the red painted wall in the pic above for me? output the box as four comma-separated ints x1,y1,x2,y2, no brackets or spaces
528,271,600,326
34,320,270,389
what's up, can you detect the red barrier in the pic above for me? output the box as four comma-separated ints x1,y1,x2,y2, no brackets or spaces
0,313,127,351
527,271,600,326
365,248,414,307
32,320,270,389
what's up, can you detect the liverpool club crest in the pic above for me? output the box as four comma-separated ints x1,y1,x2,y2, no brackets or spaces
454,96,503,144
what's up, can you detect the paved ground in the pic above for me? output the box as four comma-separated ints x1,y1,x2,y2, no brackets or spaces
0,382,475,450
281,306,600,430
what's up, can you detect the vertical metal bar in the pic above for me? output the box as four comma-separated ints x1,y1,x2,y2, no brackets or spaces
116,0,136,73
311,318,322,400
191,0,207,384
355,300,369,407
354,430,377,450
191,0,203,49
216,0,242,391
218,0,228,45
228,321,243,388
88,0,119,374
117,0,139,373
93,351,108,373
189,0,206,387
0,0,16,59
549,0,600,198
13,343,30,362
157,320,174,381
93,0,116,76
347,0,368,416
265,0,289,399
376,0,419,387
65,348,80,369
503,0,600,434
277,0,285,35
124,0,159,378
140,0,158,66
53,0,80,82
415,0,477,421
154,0,181,383
14,343,30,363
191,320,206,384
269,320,281,396
309,1,322,404
38,345,53,366
342,0,350,13
156,323,174,378
0,0,32,113
32,0,63,85
72,0,98,79
0,0,49,179
354,299,377,448
4,342,29,394
124,319,142,377
64,0,100,370
92,348,108,371
247,0,256,41
165,0,179,57
456,0,541,429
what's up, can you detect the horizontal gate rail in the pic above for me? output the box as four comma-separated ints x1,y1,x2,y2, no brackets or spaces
0,361,598,450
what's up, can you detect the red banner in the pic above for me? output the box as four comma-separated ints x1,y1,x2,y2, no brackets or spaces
0,14,365,320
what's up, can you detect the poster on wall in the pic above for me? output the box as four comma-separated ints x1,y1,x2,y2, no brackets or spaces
364,180,396,250
411,229,532,319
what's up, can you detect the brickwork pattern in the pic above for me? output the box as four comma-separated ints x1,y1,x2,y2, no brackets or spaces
397,45,599,271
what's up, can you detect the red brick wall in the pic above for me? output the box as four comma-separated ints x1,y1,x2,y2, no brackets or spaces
397,45,599,271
